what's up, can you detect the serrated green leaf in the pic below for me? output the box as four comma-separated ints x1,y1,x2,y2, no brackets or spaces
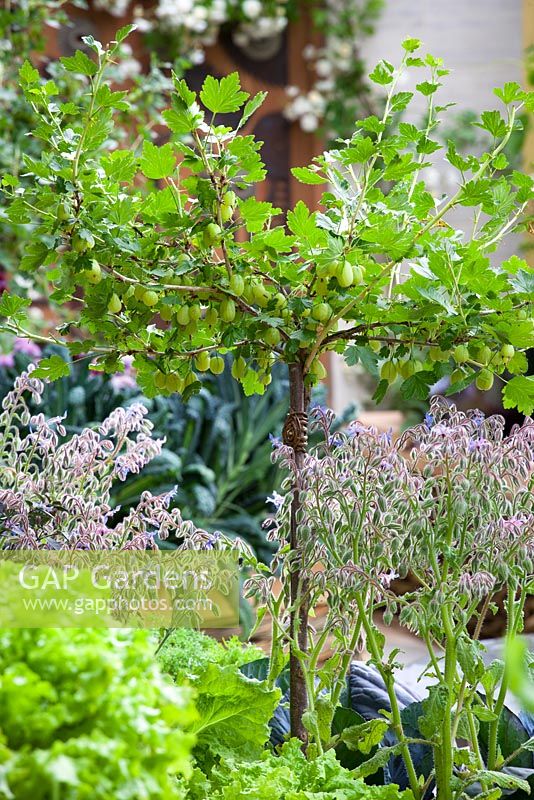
340,719,389,754
416,81,440,96
60,50,97,77
419,684,450,739
200,73,249,114
369,60,394,86
494,82,524,105
475,110,507,139
114,23,136,44
291,167,326,185
20,241,51,273
140,141,175,180
0,294,31,319
469,770,530,794
402,37,422,52
19,60,40,84
509,269,534,295
102,150,137,183
354,744,401,778
401,366,445,401
239,91,267,128
503,376,534,416
33,355,71,381
238,197,278,233
163,98,203,135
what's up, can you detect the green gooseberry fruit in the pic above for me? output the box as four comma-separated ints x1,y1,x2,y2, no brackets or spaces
210,355,225,375
204,307,219,327
252,282,270,308
57,200,71,221
429,347,449,363
231,356,246,380
453,344,470,364
335,259,354,289
475,368,494,391
399,359,416,379
473,344,492,366
176,306,190,326
380,360,397,383
184,372,198,388
264,327,281,347
195,351,211,372
165,373,184,393
155,371,167,389
229,274,245,296
160,305,174,322
86,260,102,285
222,190,236,208
134,285,146,301
311,302,332,323
501,344,515,361
189,303,202,322
142,290,159,308
219,203,234,223
107,293,122,314
310,359,327,380
72,232,94,252
351,264,364,284
203,222,222,246
274,292,287,310
220,298,236,322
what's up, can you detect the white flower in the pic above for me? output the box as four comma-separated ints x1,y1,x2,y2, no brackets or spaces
291,95,312,117
243,0,262,18
315,58,332,77
300,112,319,132
120,58,142,79
190,49,205,65
209,0,228,23
308,89,325,110
156,0,194,17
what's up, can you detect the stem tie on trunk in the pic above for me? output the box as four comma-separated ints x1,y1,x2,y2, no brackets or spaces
282,411,308,452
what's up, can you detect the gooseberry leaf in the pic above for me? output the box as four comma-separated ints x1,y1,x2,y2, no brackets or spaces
60,50,97,77
0,294,31,319
140,141,175,180
239,198,278,233
503,376,534,416
200,73,249,114
33,355,71,381
291,167,326,185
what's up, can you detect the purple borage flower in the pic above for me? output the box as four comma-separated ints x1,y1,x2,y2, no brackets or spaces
0,371,251,558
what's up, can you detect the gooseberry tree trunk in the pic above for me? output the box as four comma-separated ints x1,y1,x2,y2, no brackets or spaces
283,361,310,742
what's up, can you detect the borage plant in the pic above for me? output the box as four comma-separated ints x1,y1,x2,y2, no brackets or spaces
0,366,252,560
1,32,533,740
248,397,534,800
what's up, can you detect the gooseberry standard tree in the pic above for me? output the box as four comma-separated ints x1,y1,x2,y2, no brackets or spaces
1,29,534,742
